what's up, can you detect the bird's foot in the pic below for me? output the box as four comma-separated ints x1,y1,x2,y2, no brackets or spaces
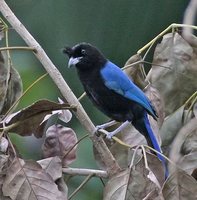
94,127,115,140
94,126,108,137
105,132,114,140
95,120,116,130
95,120,130,139
94,121,116,137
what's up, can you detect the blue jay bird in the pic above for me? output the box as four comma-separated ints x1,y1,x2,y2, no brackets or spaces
63,43,168,177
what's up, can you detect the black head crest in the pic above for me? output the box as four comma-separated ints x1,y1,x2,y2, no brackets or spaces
62,47,73,57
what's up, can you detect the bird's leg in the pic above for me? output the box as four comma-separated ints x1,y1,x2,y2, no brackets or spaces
105,120,130,139
95,120,117,131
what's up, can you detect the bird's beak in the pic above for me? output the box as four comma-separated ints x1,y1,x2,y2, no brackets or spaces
68,57,82,68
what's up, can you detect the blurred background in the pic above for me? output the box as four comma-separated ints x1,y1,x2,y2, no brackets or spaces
0,0,189,199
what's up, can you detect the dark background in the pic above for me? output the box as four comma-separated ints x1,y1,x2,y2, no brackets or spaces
1,1,188,199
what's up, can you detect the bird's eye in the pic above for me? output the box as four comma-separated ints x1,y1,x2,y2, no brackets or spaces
81,49,86,55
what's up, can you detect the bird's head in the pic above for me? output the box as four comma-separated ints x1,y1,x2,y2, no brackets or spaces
63,43,107,71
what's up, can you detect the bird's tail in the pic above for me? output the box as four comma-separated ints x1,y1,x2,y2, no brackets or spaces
132,113,168,178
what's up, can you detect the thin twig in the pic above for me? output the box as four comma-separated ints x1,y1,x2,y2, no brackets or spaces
78,92,86,101
130,145,141,168
0,46,36,52
62,167,108,178
63,134,89,158
122,60,171,71
137,23,197,54
68,174,94,200
143,144,174,166
141,145,149,169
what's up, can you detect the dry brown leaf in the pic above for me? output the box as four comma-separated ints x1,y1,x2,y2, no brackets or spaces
0,137,8,153
0,52,9,114
124,54,148,89
121,123,147,147
143,189,164,200
2,158,67,200
145,85,165,127
146,32,197,116
0,190,11,200
2,99,71,138
160,105,192,150
42,125,78,167
169,118,197,175
103,169,129,200
191,168,197,180
162,169,197,200
146,153,165,187
2,65,23,115
0,154,9,173
193,102,197,118
37,157,62,181
177,151,197,176
0,52,23,115
57,98,72,123
0,154,11,200
103,158,162,200
0,19,4,40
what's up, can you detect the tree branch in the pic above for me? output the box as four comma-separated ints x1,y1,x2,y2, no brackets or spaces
0,0,120,176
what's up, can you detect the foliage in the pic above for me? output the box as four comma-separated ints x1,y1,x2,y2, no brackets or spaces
0,3,197,200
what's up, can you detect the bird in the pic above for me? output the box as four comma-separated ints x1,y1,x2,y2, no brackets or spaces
63,42,168,177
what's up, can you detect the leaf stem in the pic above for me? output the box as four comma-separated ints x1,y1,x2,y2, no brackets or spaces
63,134,89,158
3,73,48,120
0,46,36,52
137,23,197,54
78,92,86,101
68,174,94,200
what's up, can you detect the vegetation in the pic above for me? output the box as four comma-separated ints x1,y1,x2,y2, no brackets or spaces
0,1,196,200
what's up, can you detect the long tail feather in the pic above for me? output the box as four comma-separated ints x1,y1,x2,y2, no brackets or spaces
132,113,168,178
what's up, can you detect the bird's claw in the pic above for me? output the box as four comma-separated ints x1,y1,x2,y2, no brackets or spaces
94,127,113,140
105,132,113,140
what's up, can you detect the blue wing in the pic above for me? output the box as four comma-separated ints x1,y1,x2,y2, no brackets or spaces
100,61,157,118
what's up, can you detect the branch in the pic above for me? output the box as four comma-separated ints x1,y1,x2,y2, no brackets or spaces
0,0,120,176
62,167,108,178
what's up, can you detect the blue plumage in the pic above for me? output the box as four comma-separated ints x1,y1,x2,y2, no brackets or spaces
101,61,168,176
101,61,157,119
63,43,168,178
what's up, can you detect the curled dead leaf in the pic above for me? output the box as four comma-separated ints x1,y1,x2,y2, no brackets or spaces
169,117,197,175
146,33,197,116
42,125,78,167
1,99,71,138
0,52,23,115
